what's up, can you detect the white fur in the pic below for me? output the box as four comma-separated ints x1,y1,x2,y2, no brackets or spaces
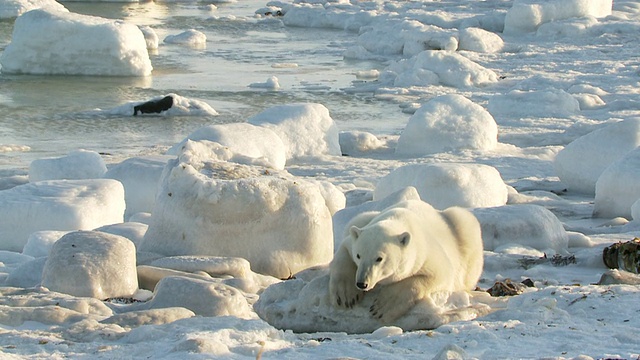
329,199,484,322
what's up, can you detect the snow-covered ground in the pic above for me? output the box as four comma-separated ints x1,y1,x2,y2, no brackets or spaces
1,0,640,358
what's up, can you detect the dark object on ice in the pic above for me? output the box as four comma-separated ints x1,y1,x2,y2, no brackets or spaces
486,279,528,297
521,278,535,287
550,254,577,267
518,253,576,269
603,238,640,273
133,95,174,116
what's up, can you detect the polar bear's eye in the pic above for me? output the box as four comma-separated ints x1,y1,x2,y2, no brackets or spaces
356,254,360,259
376,257,383,262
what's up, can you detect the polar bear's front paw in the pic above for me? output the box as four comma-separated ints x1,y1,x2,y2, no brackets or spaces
329,276,364,309
370,286,416,323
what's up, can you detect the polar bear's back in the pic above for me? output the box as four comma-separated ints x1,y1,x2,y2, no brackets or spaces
441,206,484,290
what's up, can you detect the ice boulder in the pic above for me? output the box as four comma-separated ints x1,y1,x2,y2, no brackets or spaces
143,276,252,318
0,179,125,252
396,94,498,156
332,187,421,250
21,230,68,258
593,147,640,219
29,150,107,182
374,163,508,210
458,27,504,53
94,222,148,247
504,0,612,35
248,103,341,161
472,204,569,254
41,231,138,299
0,9,152,76
554,119,640,194
139,153,334,279
104,155,173,220
167,123,286,170
0,0,66,19
383,50,499,89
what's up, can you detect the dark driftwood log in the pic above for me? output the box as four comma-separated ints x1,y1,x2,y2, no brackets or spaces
602,238,640,274
133,95,174,116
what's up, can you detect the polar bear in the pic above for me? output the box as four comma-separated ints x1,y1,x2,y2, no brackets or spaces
329,199,484,322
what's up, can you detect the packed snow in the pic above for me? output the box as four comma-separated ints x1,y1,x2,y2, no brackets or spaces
1,0,640,358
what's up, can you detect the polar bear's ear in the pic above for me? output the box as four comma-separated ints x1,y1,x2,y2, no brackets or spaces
399,232,411,247
350,226,362,240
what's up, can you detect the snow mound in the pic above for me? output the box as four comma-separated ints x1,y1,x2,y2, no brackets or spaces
594,147,640,219
332,187,421,250
339,131,388,156
458,27,504,53
374,163,508,210
488,89,581,118
504,0,613,35
554,118,640,194
164,29,206,48
142,276,252,318
41,231,138,299
351,20,458,57
254,273,500,333
5,257,47,288
0,179,125,252
101,307,195,328
472,204,569,254
0,0,66,19
104,155,173,220
167,122,286,170
139,25,159,50
248,103,341,161
29,150,107,182
0,286,113,327
139,151,334,279
0,9,152,76
383,50,499,88
396,94,498,156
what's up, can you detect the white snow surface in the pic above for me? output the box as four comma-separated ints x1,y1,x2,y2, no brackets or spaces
3,0,640,358
0,9,152,76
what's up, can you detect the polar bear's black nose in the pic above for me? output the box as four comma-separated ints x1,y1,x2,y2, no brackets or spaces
356,282,368,290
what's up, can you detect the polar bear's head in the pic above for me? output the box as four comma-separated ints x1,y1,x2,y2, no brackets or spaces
349,219,412,291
